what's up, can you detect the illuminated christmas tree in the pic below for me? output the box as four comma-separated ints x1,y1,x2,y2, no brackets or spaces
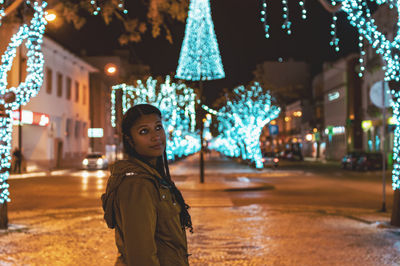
0,1,47,228
175,0,225,81
111,76,200,160
212,82,280,168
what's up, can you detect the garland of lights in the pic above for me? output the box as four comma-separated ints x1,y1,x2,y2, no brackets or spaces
175,0,225,81
358,35,366,77
261,0,270,38
299,0,307,19
260,0,400,190
329,13,340,52
111,76,200,160
339,0,400,190
281,0,291,35
0,1,47,204
0,1,5,26
261,0,309,38
212,82,280,168
89,0,128,16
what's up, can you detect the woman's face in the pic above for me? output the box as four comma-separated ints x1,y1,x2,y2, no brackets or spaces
129,113,166,160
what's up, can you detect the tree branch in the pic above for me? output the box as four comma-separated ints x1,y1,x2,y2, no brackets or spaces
3,0,25,18
318,0,342,13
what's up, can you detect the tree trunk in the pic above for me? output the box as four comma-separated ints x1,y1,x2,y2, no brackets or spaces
0,202,8,229
391,189,400,226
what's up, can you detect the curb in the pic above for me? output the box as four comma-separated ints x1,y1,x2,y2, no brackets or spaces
223,184,275,192
0,224,29,234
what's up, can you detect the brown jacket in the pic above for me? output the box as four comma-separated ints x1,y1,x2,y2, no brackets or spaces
102,158,189,266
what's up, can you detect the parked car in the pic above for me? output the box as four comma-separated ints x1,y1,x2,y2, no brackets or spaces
355,152,385,171
262,152,279,168
279,150,303,161
341,151,364,170
82,153,109,170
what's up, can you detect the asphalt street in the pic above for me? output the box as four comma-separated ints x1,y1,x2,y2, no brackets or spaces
1,153,399,265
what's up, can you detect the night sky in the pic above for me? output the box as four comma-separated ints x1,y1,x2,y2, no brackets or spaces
47,0,360,104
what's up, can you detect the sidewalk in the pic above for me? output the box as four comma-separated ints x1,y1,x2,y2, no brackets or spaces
171,152,276,192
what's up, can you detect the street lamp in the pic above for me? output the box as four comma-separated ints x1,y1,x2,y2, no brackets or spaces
105,63,117,76
45,10,57,22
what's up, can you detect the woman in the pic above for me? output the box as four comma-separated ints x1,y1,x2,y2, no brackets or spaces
101,104,193,266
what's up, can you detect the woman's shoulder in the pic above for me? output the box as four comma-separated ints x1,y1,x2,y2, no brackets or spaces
110,160,155,183
110,159,138,175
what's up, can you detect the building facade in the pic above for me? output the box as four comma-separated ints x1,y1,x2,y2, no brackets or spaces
5,34,97,171
321,54,363,160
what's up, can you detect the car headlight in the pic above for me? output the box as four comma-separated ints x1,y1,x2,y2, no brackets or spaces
82,159,88,165
96,158,104,165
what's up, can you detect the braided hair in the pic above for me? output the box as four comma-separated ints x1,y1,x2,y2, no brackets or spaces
121,104,193,233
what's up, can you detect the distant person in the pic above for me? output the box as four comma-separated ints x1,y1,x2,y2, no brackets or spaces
12,148,22,173
101,104,192,266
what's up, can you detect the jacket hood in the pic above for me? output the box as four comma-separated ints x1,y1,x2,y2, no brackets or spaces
101,158,161,229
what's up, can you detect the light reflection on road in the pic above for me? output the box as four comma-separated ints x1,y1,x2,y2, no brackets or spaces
70,170,109,192
71,170,109,179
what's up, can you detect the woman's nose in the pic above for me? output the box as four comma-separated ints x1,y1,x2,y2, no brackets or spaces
151,131,161,140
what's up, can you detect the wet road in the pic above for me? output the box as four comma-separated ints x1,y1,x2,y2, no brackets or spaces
8,155,394,212
2,155,399,265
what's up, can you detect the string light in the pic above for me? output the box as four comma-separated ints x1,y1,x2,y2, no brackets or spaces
259,0,400,190
329,13,340,52
111,76,200,160
299,0,307,20
261,0,270,38
281,0,292,35
212,82,280,168
89,0,101,15
175,0,225,81
358,35,365,77
0,0,5,26
0,1,47,204
90,0,128,16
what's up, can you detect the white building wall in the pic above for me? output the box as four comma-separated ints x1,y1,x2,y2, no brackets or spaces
10,36,96,171
322,58,348,160
323,60,347,127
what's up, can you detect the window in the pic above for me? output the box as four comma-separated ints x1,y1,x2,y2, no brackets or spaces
75,121,81,138
66,77,71,100
66,119,72,138
57,72,63,97
46,68,52,94
83,85,87,105
82,122,87,137
75,81,79,102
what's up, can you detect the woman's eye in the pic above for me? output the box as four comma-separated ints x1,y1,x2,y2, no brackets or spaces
139,129,148,134
156,125,163,130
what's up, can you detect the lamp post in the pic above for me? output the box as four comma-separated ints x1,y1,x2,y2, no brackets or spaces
175,0,225,183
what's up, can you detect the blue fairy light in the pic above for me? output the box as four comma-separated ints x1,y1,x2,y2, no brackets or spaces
90,0,128,16
211,82,280,168
259,0,400,190
299,0,307,20
0,1,47,204
330,13,340,52
281,0,292,35
175,0,225,81
261,0,270,38
111,76,200,161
